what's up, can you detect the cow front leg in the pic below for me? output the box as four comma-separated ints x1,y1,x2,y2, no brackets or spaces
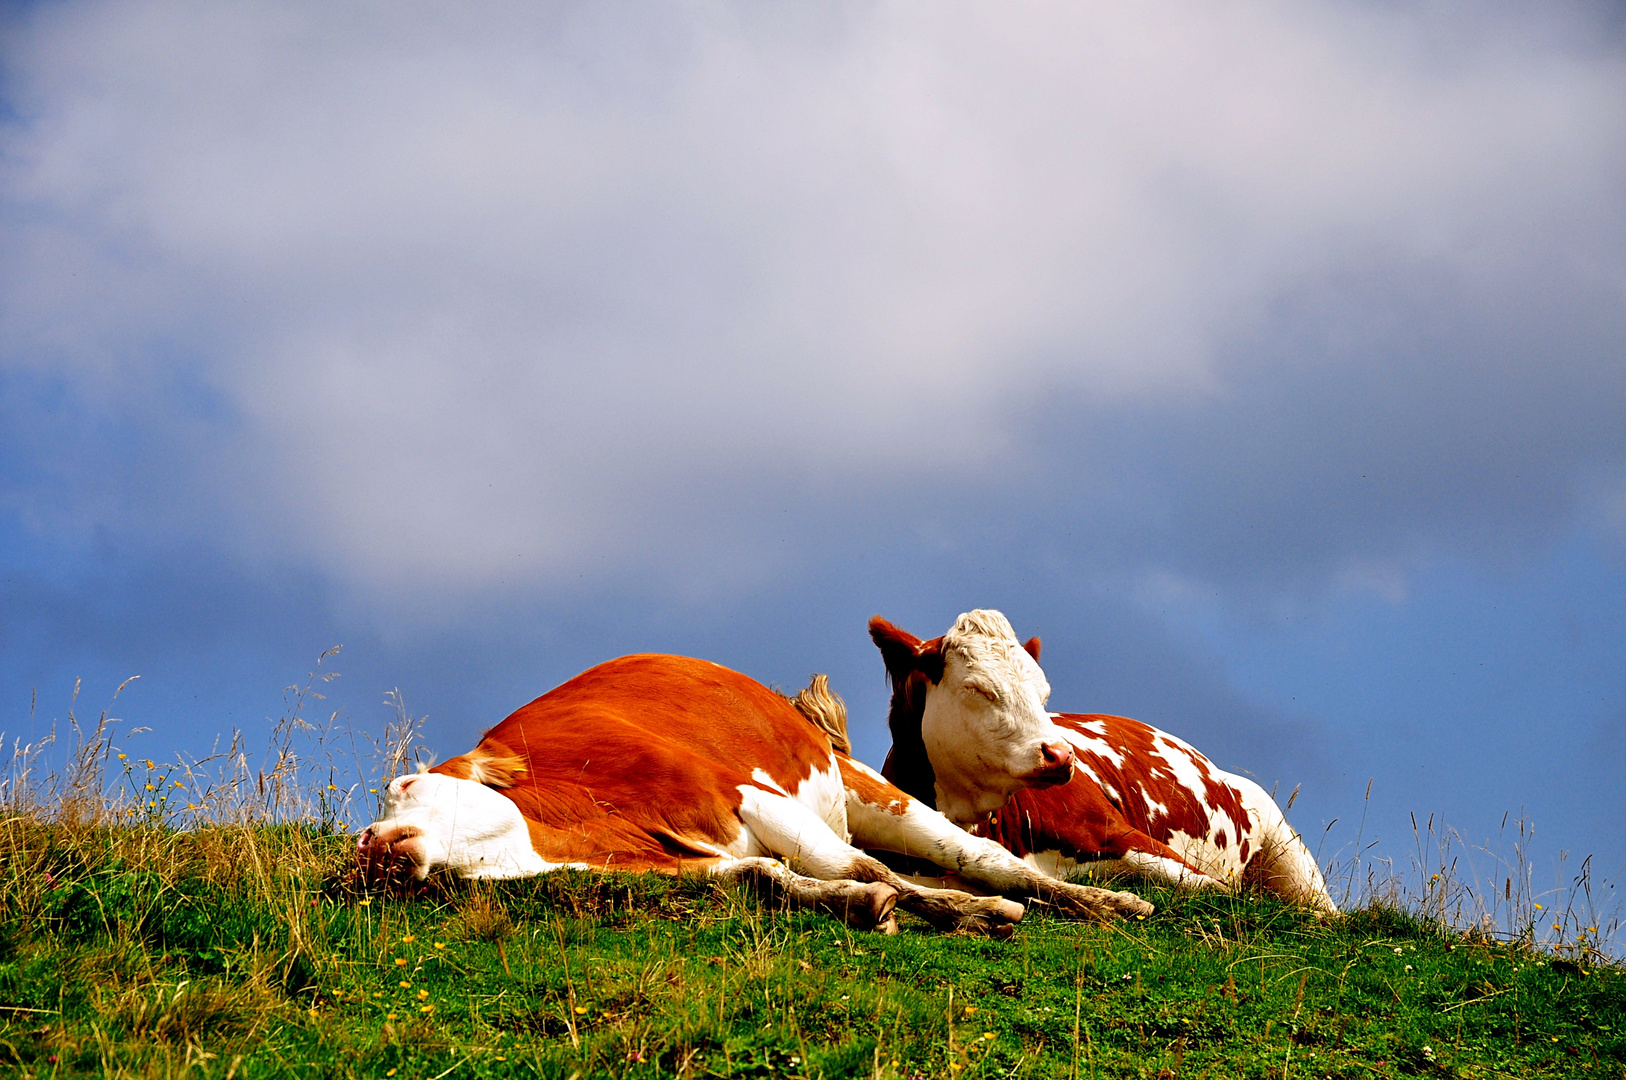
839,755,1153,920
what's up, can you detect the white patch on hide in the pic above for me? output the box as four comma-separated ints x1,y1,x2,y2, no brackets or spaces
1060,722,1126,768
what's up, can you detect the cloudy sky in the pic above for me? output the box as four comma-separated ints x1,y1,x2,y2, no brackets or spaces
3,1,1624,909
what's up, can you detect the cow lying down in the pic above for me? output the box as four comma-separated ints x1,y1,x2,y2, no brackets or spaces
358,616,1153,935
867,612,1338,915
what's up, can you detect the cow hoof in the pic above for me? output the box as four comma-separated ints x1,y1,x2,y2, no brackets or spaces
949,896,1025,936
826,881,899,932
992,897,1025,923
1113,890,1155,918
952,912,1021,937
862,883,900,930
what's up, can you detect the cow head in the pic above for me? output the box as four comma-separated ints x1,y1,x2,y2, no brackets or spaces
357,764,549,882
870,609,1074,825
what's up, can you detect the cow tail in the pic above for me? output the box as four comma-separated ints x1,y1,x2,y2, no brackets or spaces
784,674,852,755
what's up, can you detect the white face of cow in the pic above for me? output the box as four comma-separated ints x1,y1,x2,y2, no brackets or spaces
357,767,549,881
877,610,1076,826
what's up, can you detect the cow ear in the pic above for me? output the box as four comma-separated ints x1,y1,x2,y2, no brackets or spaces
869,617,923,677
1023,636,1042,662
916,637,946,684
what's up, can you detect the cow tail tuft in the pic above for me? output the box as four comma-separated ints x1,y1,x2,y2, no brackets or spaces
785,674,852,755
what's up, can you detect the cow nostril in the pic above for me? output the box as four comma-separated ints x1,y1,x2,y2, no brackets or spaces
1042,742,1074,769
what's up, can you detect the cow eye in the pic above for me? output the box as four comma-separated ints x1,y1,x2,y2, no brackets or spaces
964,682,999,704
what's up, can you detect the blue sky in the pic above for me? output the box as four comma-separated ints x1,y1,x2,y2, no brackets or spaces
2,2,1624,910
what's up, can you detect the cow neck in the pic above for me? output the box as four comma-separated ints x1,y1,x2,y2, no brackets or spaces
878,668,939,809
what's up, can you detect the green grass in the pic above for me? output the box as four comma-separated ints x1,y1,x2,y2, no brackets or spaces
1,822,1621,1079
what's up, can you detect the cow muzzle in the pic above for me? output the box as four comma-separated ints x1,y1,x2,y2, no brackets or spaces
1023,740,1076,787
354,821,430,886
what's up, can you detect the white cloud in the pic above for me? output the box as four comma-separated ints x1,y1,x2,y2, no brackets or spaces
3,1,1623,605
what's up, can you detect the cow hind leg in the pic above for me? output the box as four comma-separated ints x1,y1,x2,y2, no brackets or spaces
711,857,899,933
1227,778,1339,915
735,787,1024,935
1248,820,1339,915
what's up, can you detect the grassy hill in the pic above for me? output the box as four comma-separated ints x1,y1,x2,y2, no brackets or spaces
1,821,1621,1079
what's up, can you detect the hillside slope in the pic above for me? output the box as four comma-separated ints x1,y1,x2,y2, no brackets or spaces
1,825,1620,1078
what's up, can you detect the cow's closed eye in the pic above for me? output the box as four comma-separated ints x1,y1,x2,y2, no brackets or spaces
963,682,999,704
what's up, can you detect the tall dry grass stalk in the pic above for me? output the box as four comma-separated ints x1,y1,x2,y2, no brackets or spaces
0,650,435,999
1318,781,1622,962
2,648,430,834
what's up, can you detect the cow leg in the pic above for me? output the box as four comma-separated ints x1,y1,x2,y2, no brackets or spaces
839,756,1154,920
711,857,900,932
735,786,1025,935
1089,830,1228,892
1239,805,1340,915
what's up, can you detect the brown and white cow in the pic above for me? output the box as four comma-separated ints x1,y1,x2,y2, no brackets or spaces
357,642,1152,934
870,612,1338,914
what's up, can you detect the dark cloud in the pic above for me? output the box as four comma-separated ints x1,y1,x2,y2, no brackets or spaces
1015,262,1626,598
5,1,1623,609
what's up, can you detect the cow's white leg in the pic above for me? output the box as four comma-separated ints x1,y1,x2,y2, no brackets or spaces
734,784,1026,934
839,756,1154,919
1014,847,1227,894
1114,850,1225,891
